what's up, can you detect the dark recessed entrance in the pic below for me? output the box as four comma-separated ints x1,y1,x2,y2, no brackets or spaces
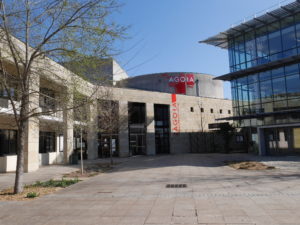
128,102,146,155
154,104,170,154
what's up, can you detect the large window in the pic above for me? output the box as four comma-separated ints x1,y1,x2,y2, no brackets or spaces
228,13,300,72
231,62,300,122
0,130,17,156
39,132,56,153
128,102,146,124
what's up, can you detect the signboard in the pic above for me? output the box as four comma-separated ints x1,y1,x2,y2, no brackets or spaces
165,73,195,94
171,94,180,133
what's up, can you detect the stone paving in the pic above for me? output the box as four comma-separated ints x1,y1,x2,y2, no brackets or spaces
1,153,300,225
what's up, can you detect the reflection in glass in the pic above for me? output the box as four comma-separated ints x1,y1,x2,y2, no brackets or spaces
282,26,297,51
260,80,273,102
269,30,282,55
272,77,286,100
272,67,284,78
285,64,298,76
248,82,260,104
286,74,300,98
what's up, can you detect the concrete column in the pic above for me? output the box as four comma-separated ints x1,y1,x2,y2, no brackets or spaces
87,101,98,159
146,103,156,155
24,118,39,172
24,75,40,172
118,101,129,157
258,127,266,156
63,91,73,164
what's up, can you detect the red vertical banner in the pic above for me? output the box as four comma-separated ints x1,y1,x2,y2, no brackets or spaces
171,94,180,134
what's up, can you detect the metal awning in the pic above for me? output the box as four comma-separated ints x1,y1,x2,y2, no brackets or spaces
216,108,300,121
214,55,300,81
199,0,300,49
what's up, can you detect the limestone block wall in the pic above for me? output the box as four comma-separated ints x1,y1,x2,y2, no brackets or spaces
109,87,232,155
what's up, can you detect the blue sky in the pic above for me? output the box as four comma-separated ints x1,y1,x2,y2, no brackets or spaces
113,0,289,99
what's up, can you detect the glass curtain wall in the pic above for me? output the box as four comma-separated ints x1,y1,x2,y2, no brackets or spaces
231,62,300,126
229,14,300,72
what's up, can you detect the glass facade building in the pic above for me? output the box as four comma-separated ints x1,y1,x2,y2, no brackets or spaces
201,1,300,155
229,14,300,72
231,62,300,127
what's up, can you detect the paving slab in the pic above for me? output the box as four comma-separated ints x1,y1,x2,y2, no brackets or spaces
0,154,300,225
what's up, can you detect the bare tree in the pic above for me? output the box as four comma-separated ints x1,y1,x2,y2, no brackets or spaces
0,0,125,193
97,88,119,166
73,94,90,175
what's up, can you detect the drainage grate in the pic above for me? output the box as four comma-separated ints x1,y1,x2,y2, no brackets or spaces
166,184,187,188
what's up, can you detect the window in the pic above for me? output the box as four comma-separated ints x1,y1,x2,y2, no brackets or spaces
285,64,298,76
39,132,56,153
219,109,222,114
210,108,213,113
236,135,244,143
268,30,282,56
190,107,194,112
248,82,260,104
286,74,300,99
272,77,286,100
0,86,17,101
272,67,284,78
0,130,17,156
228,110,231,114
128,102,146,124
281,25,297,52
256,34,269,65
245,32,257,63
259,71,271,81
40,88,56,112
200,108,204,113
260,79,273,102
248,73,258,84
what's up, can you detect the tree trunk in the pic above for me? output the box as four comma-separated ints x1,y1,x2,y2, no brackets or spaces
14,121,26,194
110,135,113,167
80,127,84,175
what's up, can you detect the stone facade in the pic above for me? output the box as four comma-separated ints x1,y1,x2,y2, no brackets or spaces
0,35,232,172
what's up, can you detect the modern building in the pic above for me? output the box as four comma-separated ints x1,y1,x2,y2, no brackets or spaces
0,37,232,173
201,0,300,155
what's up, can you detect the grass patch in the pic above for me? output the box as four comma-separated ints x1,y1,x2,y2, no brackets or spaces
28,178,80,188
26,192,39,198
225,161,275,170
0,178,80,201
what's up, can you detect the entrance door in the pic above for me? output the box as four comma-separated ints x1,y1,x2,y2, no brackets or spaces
98,134,118,158
154,104,170,154
129,133,146,155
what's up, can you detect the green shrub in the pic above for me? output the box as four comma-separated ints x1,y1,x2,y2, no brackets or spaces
26,192,39,198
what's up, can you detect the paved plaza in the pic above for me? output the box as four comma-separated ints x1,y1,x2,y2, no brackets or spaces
1,154,300,225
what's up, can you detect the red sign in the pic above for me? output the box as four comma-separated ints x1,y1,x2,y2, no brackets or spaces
171,94,180,133
167,73,195,94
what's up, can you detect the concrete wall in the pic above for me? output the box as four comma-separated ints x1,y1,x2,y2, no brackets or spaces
0,32,232,172
118,72,224,98
0,75,232,172
110,87,232,156
0,155,17,172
